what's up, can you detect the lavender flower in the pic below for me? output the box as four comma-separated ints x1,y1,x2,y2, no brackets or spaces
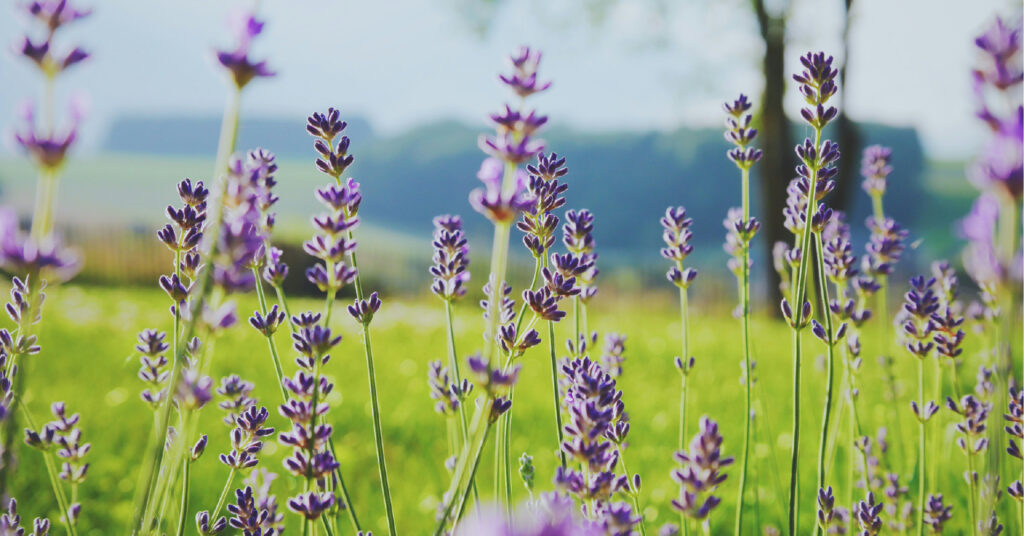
860,145,892,197
470,158,534,224
219,405,274,470
453,494,603,535
431,215,470,300
1005,386,1023,501
307,107,354,180
499,47,553,98
556,357,638,531
0,211,80,284
12,102,82,173
660,207,697,289
0,499,50,536
227,485,277,535
922,494,952,533
902,276,938,359
278,313,340,520
214,151,279,295
969,17,1023,200
518,153,568,257
600,333,626,378
136,329,170,409
863,216,907,278
881,473,912,532
671,416,733,520
723,94,763,169
428,360,472,415
243,468,285,534
563,209,598,299
947,394,992,457
196,510,227,535
304,179,359,294
853,492,884,535
216,13,274,89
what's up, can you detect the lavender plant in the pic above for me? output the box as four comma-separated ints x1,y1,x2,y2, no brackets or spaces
722,92,763,535
670,416,733,534
780,51,841,536
131,9,274,532
304,105,398,535
435,46,549,534
659,206,697,451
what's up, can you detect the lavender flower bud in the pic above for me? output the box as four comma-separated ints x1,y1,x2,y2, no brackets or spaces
196,510,227,535
853,491,883,535
216,13,274,89
347,291,382,324
191,435,208,461
671,416,734,520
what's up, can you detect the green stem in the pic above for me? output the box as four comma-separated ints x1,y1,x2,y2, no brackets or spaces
252,267,288,402
916,356,926,536
21,403,78,536
503,385,514,515
787,123,821,536
212,468,237,519
813,232,837,536
176,457,191,536
131,86,241,535
617,446,647,536
29,167,58,243
679,285,690,449
548,318,567,469
444,299,478,505
735,166,752,536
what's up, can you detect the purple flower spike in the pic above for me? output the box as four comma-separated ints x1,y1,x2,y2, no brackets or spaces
196,510,228,535
499,46,552,98
470,158,535,223
347,291,382,324
671,416,734,520
922,494,952,533
216,13,275,89
861,145,893,197
287,492,334,521
430,215,470,301
308,107,355,179
853,492,883,535
724,94,763,169
12,103,79,172
25,0,92,32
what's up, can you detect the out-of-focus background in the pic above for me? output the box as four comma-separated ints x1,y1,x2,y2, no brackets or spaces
1,1,1022,533
0,0,1015,302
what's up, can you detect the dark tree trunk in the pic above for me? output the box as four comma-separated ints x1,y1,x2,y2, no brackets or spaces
753,0,792,310
833,0,860,214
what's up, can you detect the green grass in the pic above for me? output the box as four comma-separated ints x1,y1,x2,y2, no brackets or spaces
5,283,1020,534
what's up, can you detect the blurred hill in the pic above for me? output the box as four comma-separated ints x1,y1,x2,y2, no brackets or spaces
0,114,954,297
100,114,927,256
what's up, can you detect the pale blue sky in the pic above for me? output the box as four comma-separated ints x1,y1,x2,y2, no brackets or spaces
0,0,1018,158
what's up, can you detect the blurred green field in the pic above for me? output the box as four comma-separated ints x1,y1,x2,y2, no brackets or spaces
4,282,1020,534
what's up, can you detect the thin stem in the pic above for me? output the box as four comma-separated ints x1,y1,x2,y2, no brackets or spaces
176,457,191,536
916,357,926,536
21,403,78,536
444,299,478,504
253,267,288,402
617,445,648,536
212,468,237,519
735,166,753,536
132,86,241,535
548,318,567,469
679,285,690,449
503,385,514,515
29,167,58,243
813,232,837,536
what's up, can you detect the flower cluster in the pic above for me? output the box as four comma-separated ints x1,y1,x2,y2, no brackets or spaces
227,485,278,536
1006,386,1024,501
600,333,626,378
947,394,992,459
278,312,340,521
723,94,764,169
923,494,953,533
159,178,209,304
723,207,759,286
13,0,90,173
431,215,471,300
861,145,893,198
216,12,274,89
562,209,598,303
863,214,907,279
0,211,80,284
969,17,1022,200
671,416,733,520
136,329,170,409
427,360,473,416
23,402,90,522
853,492,883,535
556,356,639,532
660,207,697,289
519,153,568,258
244,469,285,534
0,499,49,536
215,151,278,295
304,110,362,294
472,47,551,223
219,405,274,470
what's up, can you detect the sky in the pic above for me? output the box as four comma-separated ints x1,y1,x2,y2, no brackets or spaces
0,0,1019,159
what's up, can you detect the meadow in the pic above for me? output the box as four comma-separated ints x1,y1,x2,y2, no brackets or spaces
2,284,1015,534
2,1,1021,535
